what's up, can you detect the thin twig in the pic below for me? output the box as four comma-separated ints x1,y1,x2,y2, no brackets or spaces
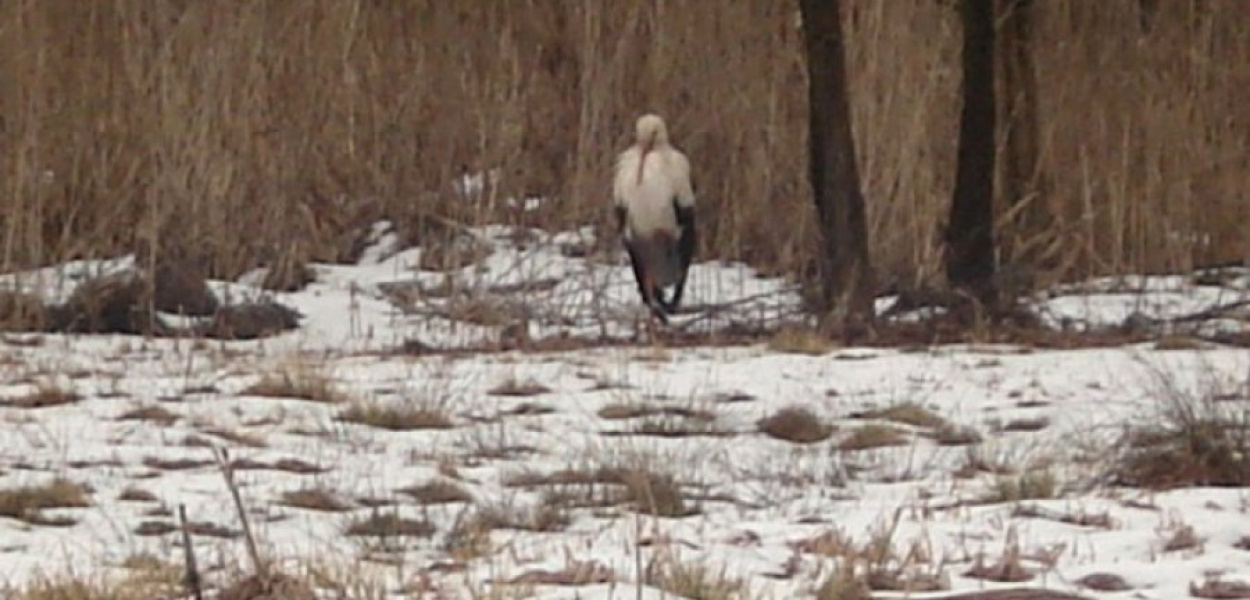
214,447,269,582
179,504,204,600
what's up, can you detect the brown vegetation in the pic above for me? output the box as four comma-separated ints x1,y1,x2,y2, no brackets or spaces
1,2,1244,297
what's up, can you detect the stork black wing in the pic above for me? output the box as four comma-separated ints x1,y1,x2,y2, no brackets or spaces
661,198,697,312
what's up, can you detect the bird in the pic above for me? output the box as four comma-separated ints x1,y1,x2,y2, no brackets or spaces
612,113,697,325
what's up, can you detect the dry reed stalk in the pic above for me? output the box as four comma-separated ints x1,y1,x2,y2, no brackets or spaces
0,1,1244,293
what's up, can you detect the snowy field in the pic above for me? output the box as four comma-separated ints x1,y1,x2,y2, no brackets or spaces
0,224,1248,599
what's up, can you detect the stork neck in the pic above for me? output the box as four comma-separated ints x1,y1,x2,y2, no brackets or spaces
635,144,653,185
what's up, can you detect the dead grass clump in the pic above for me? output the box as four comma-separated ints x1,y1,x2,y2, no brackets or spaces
499,402,556,416
597,402,714,421
767,327,835,356
279,488,354,512
985,469,1059,503
838,425,908,451
345,513,436,538
337,399,454,431
758,406,834,443
465,502,570,533
142,456,212,471
852,402,949,430
117,405,179,425
229,458,327,474
133,521,177,536
5,383,80,409
0,479,91,525
646,560,747,600
398,480,473,505
932,424,982,446
1012,504,1113,529
624,415,729,438
199,427,268,448
243,368,345,404
816,566,871,600
996,417,1051,433
218,572,318,600
507,561,614,586
1075,572,1132,592
117,487,157,503
1111,366,1250,489
8,562,182,600
503,467,627,488
488,377,552,397
620,467,697,518
505,465,696,517
1190,576,1250,600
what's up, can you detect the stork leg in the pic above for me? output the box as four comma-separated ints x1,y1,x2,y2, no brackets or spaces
659,275,687,315
627,248,668,325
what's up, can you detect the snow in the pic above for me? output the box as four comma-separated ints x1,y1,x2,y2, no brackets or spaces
0,224,1248,598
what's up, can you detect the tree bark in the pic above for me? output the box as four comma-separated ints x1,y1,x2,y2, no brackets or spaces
799,0,874,327
946,0,998,306
996,0,1056,290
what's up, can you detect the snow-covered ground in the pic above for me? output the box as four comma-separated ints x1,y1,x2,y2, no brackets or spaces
0,224,1248,598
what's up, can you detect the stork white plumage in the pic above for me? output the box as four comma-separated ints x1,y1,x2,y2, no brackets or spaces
612,114,697,324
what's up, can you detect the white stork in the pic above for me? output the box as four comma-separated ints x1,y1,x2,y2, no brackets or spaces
612,113,697,324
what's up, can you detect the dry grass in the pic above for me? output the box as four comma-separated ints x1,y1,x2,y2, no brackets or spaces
336,399,454,431
646,560,747,600
626,416,728,438
117,487,157,503
0,479,92,526
597,402,714,422
758,406,835,443
503,464,697,518
985,469,1059,503
116,404,179,425
1112,363,1250,488
6,561,182,600
852,402,949,430
462,501,571,533
1,1,1243,311
766,327,835,356
398,480,473,505
838,424,908,451
279,488,354,512
487,377,552,397
4,382,80,409
243,367,345,404
344,512,435,538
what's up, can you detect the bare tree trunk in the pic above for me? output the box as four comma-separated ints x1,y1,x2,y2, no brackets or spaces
946,0,998,306
996,0,1056,291
799,0,874,328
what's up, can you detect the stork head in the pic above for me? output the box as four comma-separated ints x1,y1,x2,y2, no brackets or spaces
635,113,669,156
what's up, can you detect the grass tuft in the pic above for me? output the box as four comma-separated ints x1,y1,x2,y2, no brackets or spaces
116,405,180,425
243,367,345,404
279,488,354,512
0,479,92,526
337,399,454,431
852,402,949,430
344,512,435,538
766,327,835,356
398,480,473,505
5,382,80,409
1112,364,1250,488
647,560,747,600
488,377,552,397
838,424,908,451
758,406,834,443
